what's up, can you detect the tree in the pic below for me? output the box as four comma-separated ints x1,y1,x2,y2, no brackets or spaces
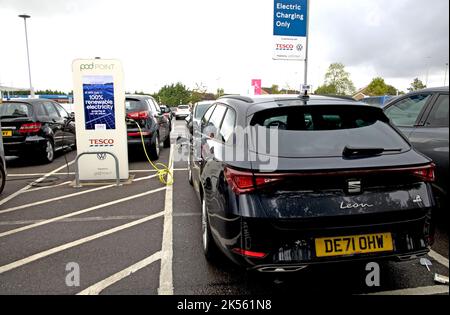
155,82,191,107
319,63,356,95
365,77,398,96
408,78,426,92
190,82,208,104
314,83,337,95
215,88,225,98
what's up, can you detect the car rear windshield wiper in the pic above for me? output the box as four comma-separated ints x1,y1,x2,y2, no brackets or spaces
343,145,402,157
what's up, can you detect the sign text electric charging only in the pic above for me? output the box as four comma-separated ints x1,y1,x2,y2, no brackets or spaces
72,59,129,181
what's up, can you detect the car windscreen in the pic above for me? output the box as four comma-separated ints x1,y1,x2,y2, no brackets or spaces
125,99,147,112
194,103,212,119
178,105,189,109
249,105,410,158
0,102,33,118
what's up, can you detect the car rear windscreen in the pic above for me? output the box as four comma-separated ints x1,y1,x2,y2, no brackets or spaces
0,102,33,118
125,99,147,112
178,105,189,109
249,105,410,158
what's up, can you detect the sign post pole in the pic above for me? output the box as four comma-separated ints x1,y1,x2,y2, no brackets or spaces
304,0,309,86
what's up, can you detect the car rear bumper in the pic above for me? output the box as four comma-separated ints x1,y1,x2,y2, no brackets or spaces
3,136,47,156
211,208,434,270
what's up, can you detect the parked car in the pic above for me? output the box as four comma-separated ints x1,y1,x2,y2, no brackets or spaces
125,95,170,160
159,105,173,129
361,95,395,107
384,87,448,205
188,94,436,271
0,120,6,194
186,100,215,135
0,99,76,163
174,105,190,120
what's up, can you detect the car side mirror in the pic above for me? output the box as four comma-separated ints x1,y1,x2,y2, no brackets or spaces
69,112,75,120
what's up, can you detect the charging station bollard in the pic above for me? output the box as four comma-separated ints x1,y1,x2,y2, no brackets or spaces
72,59,129,184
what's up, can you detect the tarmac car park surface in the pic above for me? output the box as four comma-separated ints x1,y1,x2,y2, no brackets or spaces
0,120,448,295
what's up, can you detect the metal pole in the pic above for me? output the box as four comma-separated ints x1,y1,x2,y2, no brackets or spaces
19,14,34,98
303,0,310,86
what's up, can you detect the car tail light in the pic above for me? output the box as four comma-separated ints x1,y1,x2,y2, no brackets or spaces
411,164,435,182
127,111,150,120
127,131,151,137
224,167,282,194
19,122,41,134
232,248,267,259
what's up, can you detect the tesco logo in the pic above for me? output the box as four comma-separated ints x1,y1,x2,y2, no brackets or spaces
89,139,114,147
276,43,294,50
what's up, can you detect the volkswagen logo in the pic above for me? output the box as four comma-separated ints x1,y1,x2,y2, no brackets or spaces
97,153,107,160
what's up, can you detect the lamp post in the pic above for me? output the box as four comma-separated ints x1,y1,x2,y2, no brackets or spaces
18,14,34,98
444,63,448,86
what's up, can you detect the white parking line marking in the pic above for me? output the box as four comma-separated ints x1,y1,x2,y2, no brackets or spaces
0,215,149,226
23,181,72,193
158,144,174,295
367,285,449,295
0,211,164,275
5,169,186,177
77,251,162,295
429,250,449,269
0,174,160,215
0,186,166,238
0,160,75,207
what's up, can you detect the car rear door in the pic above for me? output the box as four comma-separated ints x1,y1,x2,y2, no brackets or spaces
54,102,76,147
409,93,449,195
43,101,64,149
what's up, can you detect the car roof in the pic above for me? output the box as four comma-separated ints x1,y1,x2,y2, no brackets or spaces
417,86,449,93
125,94,154,100
218,94,371,116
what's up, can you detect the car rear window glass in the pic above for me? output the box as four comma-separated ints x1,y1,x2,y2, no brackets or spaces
219,108,236,142
0,102,33,118
251,105,384,130
249,105,410,158
384,94,431,126
426,94,449,127
125,99,147,112
178,105,189,109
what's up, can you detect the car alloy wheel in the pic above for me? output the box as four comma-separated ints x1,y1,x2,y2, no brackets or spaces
46,140,54,161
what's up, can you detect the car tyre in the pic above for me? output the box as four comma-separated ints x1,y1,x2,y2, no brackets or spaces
148,134,160,160
40,138,55,164
163,134,171,148
202,197,219,261
0,163,5,194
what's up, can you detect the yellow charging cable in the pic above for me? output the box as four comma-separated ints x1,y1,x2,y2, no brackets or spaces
132,120,173,185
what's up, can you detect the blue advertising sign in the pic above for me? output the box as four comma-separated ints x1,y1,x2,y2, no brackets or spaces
82,75,116,130
273,0,307,37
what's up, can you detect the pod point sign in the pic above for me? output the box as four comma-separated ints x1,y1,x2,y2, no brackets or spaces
72,59,129,181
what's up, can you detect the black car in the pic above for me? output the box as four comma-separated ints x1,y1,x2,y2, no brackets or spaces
384,87,448,205
0,119,6,194
0,99,76,163
125,95,170,160
188,94,436,271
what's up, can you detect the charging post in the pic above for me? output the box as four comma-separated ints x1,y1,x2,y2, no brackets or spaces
72,59,129,185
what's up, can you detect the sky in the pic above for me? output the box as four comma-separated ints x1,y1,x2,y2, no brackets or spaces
0,0,448,95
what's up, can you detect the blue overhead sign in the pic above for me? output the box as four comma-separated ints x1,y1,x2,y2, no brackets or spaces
273,0,307,37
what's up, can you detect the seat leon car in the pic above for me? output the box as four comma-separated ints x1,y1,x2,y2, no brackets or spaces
0,99,76,163
188,94,436,271
125,95,171,160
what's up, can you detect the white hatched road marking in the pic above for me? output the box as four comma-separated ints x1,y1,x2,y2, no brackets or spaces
158,144,174,295
0,160,75,207
429,249,449,269
367,285,449,295
0,211,164,275
0,174,159,215
77,251,162,295
0,186,166,238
